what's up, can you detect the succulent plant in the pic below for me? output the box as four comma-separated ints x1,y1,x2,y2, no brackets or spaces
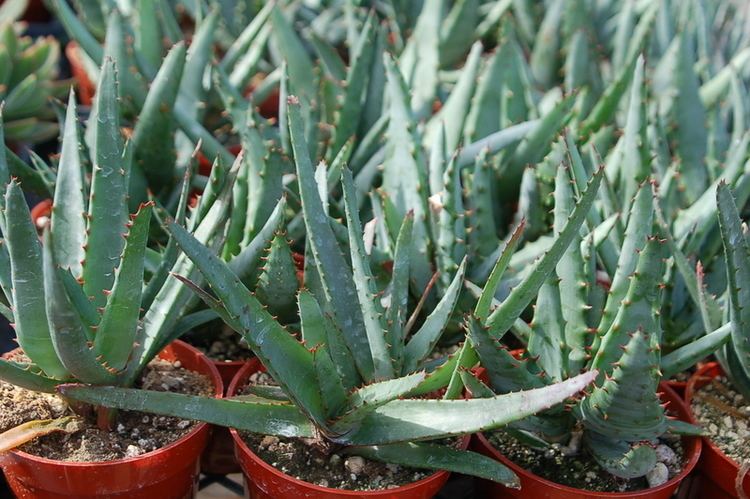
463,157,720,479
55,96,604,486
0,0,67,144
0,57,234,448
715,182,750,400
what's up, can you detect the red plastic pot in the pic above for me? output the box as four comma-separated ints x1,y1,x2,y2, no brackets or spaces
227,360,470,499
665,380,687,398
471,383,701,499
685,362,750,498
65,42,95,106
30,199,52,229
199,359,251,475
0,340,223,499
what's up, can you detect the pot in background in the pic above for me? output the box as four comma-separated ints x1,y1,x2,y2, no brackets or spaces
685,362,750,498
65,42,95,106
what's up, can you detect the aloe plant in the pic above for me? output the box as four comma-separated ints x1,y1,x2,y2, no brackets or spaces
0,58,235,445
0,0,68,144
715,182,750,400
463,163,716,480
54,96,604,486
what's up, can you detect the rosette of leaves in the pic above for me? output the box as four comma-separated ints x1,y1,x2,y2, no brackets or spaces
460,160,717,480
0,57,235,448
0,0,67,144
54,97,603,486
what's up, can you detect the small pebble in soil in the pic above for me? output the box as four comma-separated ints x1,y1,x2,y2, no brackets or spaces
691,376,750,466
646,462,669,488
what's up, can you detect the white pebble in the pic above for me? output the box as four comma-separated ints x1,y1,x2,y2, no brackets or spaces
655,444,677,465
646,462,669,488
344,456,366,475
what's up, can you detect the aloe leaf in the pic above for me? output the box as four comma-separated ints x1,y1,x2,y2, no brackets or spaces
43,231,115,385
5,181,67,379
176,8,217,122
553,165,590,375
585,433,657,480
0,358,60,393
270,6,315,103
0,416,81,454
288,97,373,381
341,168,393,379
229,24,271,91
425,42,482,153
530,0,564,88
475,221,526,321
82,58,128,309
2,145,52,197
93,203,152,371
220,1,273,71
485,166,604,338
48,0,103,64
388,212,414,372
347,443,519,487
458,369,495,399
167,221,327,427
229,198,286,281
582,333,666,478
591,237,666,379
595,182,654,346
443,338,481,400
717,182,750,377
700,47,750,108
343,371,427,418
672,33,708,204
256,230,298,318
329,12,376,160
298,290,348,416
50,90,86,278
661,323,731,379
132,42,186,191
616,56,649,213
399,0,441,116
439,0,479,67
57,384,315,438
142,169,194,311
341,370,596,445
131,166,238,378
402,259,466,374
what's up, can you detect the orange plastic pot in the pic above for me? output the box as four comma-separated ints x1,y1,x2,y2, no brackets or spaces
471,383,701,499
65,42,95,106
0,340,223,499
665,379,687,398
685,362,750,498
199,359,250,475
30,199,52,229
227,360,469,499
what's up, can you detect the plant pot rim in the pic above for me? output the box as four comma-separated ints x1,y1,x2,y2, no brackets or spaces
685,362,743,471
227,359,465,496
474,382,701,498
2,339,222,467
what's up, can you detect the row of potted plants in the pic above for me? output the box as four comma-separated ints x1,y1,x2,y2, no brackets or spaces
0,0,750,498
